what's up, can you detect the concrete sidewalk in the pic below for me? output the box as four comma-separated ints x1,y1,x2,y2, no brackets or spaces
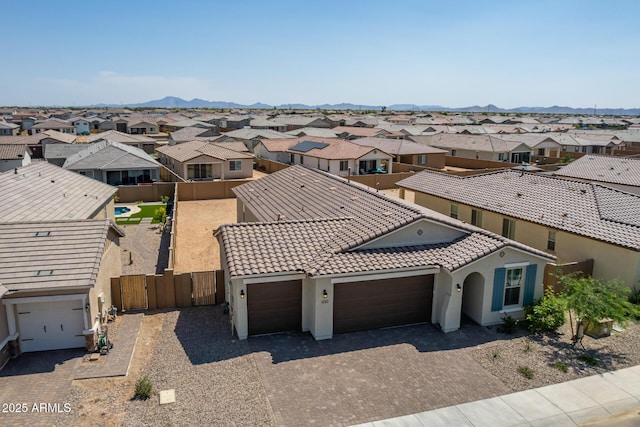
354,366,640,426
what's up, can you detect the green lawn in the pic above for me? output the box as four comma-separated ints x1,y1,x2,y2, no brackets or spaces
115,204,166,225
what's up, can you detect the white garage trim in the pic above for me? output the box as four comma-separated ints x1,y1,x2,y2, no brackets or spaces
3,294,89,336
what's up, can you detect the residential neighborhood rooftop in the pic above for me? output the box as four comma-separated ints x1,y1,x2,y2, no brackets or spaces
62,139,161,170
0,144,29,160
553,155,640,187
157,140,253,162
398,170,640,250
220,166,553,278
0,162,117,222
0,219,124,292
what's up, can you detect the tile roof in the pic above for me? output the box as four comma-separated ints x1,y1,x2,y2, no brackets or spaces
553,155,640,187
219,128,291,140
0,220,123,292
0,162,116,222
259,137,389,160
44,144,87,160
0,144,29,160
285,127,341,138
397,170,640,250
410,134,530,152
349,137,447,156
333,126,389,137
87,130,155,143
62,140,161,170
32,118,74,129
219,166,553,278
0,130,76,145
0,121,19,129
157,140,253,162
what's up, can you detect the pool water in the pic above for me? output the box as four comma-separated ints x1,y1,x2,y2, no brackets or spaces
115,206,131,215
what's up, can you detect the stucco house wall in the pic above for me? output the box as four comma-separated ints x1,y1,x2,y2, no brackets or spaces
412,192,640,286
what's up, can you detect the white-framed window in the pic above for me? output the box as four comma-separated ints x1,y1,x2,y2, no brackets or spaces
498,153,506,161
451,149,457,156
417,154,427,165
450,204,458,219
339,160,349,171
79,170,94,179
537,148,545,156
547,230,556,251
502,218,516,239
229,160,242,171
504,267,524,306
471,209,482,227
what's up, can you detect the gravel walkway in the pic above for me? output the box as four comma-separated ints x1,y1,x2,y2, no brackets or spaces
122,307,275,426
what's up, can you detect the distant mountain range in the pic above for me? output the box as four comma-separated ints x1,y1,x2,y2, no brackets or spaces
87,96,640,115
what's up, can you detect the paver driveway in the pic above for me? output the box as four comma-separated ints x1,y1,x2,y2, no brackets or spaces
0,349,82,426
247,323,511,426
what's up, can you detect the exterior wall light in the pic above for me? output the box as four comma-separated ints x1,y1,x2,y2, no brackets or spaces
240,289,245,299
456,284,462,293
322,289,328,299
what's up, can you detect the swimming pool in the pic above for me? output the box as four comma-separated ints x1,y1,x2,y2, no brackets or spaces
115,206,131,216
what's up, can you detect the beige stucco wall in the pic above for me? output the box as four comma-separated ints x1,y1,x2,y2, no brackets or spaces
224,158,253,180
88,232,122,330
91,198,115,221
433,247,549,332
360,219,465,249
411,191,640,286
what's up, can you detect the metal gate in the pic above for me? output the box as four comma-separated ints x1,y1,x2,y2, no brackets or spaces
121,274,147,311
192,271,216,306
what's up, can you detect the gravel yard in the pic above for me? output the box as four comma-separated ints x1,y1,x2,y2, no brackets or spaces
123,307,275,426
474,320,640,392
62,308,639,426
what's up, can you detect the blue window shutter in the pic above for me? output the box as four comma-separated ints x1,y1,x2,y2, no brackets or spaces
523,264,538,305
492,268,506,312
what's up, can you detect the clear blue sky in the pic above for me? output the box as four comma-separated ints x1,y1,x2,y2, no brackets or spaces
2,0,639,108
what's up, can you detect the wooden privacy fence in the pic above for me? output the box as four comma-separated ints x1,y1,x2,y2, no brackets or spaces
120,275,147,310
543,259,594,293
111,269,225,312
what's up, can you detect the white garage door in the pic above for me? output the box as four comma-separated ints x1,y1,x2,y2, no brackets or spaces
17,300,86,352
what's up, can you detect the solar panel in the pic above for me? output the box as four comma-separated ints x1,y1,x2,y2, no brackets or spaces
289,140,330,152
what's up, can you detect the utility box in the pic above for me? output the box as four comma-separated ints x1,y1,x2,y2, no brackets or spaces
586,318,613,338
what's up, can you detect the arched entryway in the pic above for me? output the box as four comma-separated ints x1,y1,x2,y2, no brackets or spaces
461,272,485,325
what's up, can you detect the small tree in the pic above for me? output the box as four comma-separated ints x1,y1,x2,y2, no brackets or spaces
153,206,167,225
559,274,638,347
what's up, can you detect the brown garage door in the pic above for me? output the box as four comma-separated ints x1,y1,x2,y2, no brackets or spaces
247,280,302,336
333,275,434,334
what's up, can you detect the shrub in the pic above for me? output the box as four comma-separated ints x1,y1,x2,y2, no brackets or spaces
578,353,599,366
517,366,534,379
500,314,518,334
628,287,640,305
552,361,568,372
153,207,167,225
160,195,170,204
522,339,533,352
526,288,566,333
134,375,153,400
